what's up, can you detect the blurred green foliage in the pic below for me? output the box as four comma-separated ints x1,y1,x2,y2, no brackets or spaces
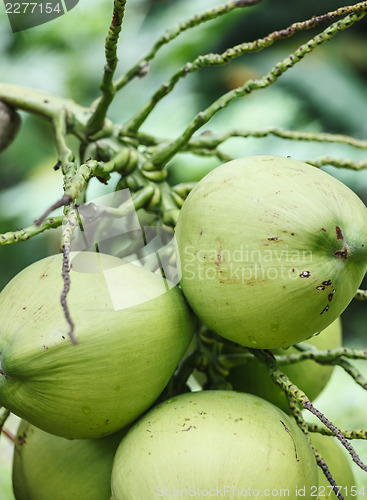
0,1,367,493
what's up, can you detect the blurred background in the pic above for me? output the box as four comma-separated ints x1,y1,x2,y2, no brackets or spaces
0,0,367,496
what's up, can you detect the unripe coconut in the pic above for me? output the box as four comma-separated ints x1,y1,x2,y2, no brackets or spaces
226,317,342,413
13,419,125,500
0,252,194,438
0,101,21,152
310,433,355,497
175,155,367,348
111,390,319,499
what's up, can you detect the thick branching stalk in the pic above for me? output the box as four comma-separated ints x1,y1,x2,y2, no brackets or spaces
64,160,100,200
0,217,64,246
114,0,262,91
86,0,127,135
149,8,367,167
0,83,91,130
34,160,99,227
123,2,367,135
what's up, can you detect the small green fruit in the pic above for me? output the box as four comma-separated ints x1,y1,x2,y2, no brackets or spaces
310,433,355,497
226,317,342,413
176,155,367,348
0,252,194,438
0,101,21,152
111,390,319,498
13,419,125,500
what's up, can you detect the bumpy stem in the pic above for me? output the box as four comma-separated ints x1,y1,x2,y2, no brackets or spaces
308,156,367,170
0,217,64,246
124,2,367,135
86,1,127,135
304,401,367,472
64,160,99,200
312,448,344,500
114,0,262,91
187,127,367,150
149,8,367,167
274,346,367,364
308,424,367,440
249,348,310,406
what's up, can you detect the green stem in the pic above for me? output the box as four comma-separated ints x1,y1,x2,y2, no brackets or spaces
150,8,367,167
86,0,127,136
307,156,367,170
0,216,64,246
274,347,367,365
308,424,367,440
64,160,99,201
249,348,310,406
53,110,75,165
187,127,367,150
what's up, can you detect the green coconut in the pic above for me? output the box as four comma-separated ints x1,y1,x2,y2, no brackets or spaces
111,390,319,498
175,155,367,348
0,252,194,438
13,419,125,500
